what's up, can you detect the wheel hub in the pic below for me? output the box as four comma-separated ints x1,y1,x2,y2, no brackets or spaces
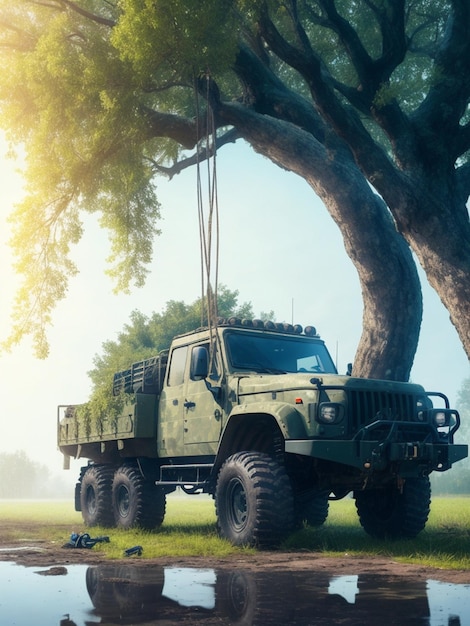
227,478,248,530
116,484,131,518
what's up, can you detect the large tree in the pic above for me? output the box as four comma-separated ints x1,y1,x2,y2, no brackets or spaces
1,1,468,381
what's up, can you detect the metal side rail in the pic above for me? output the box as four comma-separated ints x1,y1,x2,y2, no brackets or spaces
156,463,213,489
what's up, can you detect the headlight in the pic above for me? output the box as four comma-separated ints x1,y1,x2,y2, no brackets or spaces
431,409,458,429
318,403,343,424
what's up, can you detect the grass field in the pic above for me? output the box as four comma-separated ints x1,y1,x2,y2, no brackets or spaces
1,495,469,569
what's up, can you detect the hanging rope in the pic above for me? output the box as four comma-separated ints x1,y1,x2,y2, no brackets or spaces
194,71,220,371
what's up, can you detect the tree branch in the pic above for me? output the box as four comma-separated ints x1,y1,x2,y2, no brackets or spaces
148,128,240,179
141,106,199,150
313,1,416,161
413,2,470,152
233,43,329,142
256,10,406,189
27,0,116,26
316,0,375,89
59,0,116,27
315,1,407,89
372,0,408,79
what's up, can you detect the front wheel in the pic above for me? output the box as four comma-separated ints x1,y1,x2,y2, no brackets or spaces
354,476,431,539
112,464,166,530
215,451,294,548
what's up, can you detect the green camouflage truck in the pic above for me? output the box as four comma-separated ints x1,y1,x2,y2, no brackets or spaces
58,319,467,547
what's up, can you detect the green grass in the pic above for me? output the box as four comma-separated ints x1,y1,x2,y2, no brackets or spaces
284,496,470,570
0,496,253,559
1,496,470,569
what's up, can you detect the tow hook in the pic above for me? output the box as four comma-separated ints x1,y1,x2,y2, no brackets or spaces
389,441,421,461
405,444,419,459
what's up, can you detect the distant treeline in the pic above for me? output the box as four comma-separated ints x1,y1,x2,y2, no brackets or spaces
431,460,470,495
0,450,70,499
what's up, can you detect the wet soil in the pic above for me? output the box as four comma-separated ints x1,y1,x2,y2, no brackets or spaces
1,518,468,584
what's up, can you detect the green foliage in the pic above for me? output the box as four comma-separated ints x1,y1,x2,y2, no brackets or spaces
84,285,256,421
0,0,462,358
112,0,238,83
0,0,243,357
0,1,161,356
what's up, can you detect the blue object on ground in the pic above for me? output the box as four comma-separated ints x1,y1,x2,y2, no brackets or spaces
124,545,143,556
63,533,110,549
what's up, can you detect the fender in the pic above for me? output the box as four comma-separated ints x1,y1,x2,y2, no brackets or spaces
219,402,308,450
213,401,308,472
228,401,308,439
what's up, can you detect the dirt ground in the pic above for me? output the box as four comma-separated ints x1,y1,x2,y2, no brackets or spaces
1,518,469,584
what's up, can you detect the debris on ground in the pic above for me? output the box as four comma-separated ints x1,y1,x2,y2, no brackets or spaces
62,533,110,549
124,545,143,557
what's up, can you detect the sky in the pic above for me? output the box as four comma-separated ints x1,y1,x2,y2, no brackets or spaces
0,136,469,484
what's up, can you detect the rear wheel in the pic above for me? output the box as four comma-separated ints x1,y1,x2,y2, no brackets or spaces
80,465,115,527
354,476,431,539
215,451,294,548
112,464,166,530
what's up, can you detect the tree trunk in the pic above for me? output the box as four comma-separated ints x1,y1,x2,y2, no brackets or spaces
314,166,422,382
386,176,470,360
216,102,422,380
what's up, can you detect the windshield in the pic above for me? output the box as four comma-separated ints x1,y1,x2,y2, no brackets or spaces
225,331,337,375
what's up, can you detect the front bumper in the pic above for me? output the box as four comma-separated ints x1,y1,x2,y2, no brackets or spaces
285,438,468,475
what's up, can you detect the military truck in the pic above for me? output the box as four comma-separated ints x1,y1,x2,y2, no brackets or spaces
58,318,467,547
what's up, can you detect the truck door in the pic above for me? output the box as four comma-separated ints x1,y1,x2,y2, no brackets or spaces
158,344,188,457
183,343,223,452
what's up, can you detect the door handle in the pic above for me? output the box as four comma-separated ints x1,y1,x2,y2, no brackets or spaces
184,400,196,409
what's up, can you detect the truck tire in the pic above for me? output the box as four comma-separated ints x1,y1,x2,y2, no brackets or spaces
295,488,330,528
215,451,294,548
80,465,115,527
354,476,431,539
112,464,166,530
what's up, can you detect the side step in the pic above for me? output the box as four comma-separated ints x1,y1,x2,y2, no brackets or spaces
156,463,213,489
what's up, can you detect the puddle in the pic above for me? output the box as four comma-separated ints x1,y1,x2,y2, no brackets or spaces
0,560,469,625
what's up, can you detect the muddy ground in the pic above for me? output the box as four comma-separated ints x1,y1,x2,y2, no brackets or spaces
1,518,469,583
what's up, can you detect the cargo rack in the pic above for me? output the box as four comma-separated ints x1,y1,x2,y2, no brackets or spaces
113,351,168,395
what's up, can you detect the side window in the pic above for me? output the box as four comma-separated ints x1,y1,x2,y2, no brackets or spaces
167,346,188,387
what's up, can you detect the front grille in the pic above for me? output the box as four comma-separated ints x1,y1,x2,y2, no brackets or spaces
348,390,417,431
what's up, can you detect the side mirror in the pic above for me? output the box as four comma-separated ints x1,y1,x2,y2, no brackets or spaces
191,346,209,380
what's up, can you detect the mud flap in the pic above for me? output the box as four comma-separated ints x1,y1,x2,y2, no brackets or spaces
74,482,82,512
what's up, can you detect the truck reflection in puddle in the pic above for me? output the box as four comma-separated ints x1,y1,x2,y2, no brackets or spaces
71,564,469,625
